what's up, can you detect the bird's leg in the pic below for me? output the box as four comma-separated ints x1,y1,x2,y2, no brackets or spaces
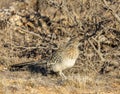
59,71,67,80
57,71,67,85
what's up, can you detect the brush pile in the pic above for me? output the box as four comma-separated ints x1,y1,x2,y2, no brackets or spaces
0,0,120,77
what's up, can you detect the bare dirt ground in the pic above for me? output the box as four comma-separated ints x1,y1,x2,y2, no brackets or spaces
0,0,120,94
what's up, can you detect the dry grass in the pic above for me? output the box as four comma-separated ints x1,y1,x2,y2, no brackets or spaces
0,70,120,94
0,0,15,9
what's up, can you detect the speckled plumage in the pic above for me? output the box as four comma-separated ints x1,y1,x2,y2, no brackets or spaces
48,37,80,79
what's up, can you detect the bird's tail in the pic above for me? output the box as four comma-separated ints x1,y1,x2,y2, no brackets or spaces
9,60,56,76
9,60,47,71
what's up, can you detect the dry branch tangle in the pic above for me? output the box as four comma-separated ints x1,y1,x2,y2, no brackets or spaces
0,0,120,76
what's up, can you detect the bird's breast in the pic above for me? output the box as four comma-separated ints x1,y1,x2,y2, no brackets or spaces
63,58,76,68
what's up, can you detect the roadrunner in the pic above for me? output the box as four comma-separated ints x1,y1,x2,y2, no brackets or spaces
9,36,80,79
48,36,80,79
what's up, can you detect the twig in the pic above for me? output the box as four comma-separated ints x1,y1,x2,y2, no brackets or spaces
12,44,58,50
102,0,120,24
7,21,42,39
13,45,47,49
88,39,105,61
17,27,42,39
92,37,101,52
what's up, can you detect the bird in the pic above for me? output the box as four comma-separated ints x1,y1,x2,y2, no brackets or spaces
47,36,80,79
9,36,80,80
